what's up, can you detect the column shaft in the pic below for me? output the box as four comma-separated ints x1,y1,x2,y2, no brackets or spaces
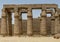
14,8,20,36
7,13,12,36
1,9,7,36
51,18,55,34
40,10,47,35
54,17,59,34
27,8,33,36
19,12,22,35
54,11,59,34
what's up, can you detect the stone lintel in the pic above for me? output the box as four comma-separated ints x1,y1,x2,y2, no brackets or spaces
3,4,58,9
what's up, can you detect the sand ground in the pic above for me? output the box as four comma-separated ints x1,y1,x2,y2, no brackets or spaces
0,36,60,42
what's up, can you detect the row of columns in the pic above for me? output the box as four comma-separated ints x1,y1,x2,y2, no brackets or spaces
1,8,33,36
40,10,59,35
1,8,59,36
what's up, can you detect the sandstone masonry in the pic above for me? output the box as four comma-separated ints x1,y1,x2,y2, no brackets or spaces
0,4,60,36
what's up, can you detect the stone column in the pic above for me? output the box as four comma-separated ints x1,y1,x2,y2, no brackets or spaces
40,10,47,35
51,16,55,35
19,11,22,35
1,9,7,36
27,8,33,36
54,11,59,34
14,8,20,36
7,12,12,36
58,14,60,33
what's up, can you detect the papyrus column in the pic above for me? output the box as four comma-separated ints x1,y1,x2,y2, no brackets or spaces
1,9,7,36
58,14,60,33
14,8,20,36
27,8,33,36
54,11,59,34
19,11,22,35
51,16,55,35
7,12,12,36
40,10,47,35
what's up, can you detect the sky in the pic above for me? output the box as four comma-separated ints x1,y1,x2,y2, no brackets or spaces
0,0,60,24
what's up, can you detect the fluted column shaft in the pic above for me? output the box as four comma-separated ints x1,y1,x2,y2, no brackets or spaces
27,8,33,36
1,9,7,36
40,10,47,35
14,8,20,36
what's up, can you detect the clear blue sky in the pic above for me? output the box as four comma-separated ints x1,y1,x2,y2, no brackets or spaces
0,0,60,24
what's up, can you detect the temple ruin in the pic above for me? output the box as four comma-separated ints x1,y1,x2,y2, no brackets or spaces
0,4,60,36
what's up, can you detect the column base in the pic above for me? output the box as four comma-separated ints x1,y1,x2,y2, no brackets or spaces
51,33,55,35
40,33,47,36
13,33,21,36
0,34,8,37
27,33,33,36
